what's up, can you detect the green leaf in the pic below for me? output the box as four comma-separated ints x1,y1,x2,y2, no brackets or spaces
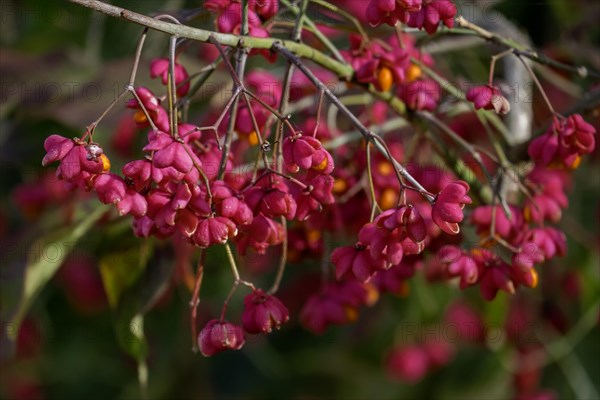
99,241,151,308
114,245,174,360
8,206,107,339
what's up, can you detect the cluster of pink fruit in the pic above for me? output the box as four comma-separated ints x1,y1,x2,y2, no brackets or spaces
37,0,597,363
366,0,457,33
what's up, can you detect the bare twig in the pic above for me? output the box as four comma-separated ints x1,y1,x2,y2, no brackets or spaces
456,15,600,79
189,250,205,353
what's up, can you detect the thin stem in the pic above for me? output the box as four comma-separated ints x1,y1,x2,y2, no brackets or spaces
219,280,240,322
85,28,148,138
220,242,256,321
68,0,355,80
240,94,264,148
323,115,409,150
337,179,364,204
218,279,253,322
245,90,297,133
208,34,249,178
516,54,558,116
455,15,599,79
189,250,205,353
310,0,369,42
178,48,229,106
312,89,325,137
128,28,148,85
395,25,406,50
219,49,248,177
479,201,520,253
86,90,128,138
237,90,274,173
370,135,406,192
419,111,493,182
276,0,309,175
268,217,288,295
279,0,347,64
168,35,179,138
266,168,309,189
412,56,513,142
240,0,249,34
272,42,433,204
153,14,182,25
475,110,510,166
250,147,263,183
181,141,213,201
129,87,158,131
490,201,498,240
488,49,513,86
224,242,240,281
71,0,599,87
193,87,242,148
366,142,382,221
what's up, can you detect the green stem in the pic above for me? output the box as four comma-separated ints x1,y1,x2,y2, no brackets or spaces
68,0,354,80
310,0,369,41
365,142,382,221
279,0,347,64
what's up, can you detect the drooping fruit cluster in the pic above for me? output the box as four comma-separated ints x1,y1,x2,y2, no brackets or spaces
37,0,597,369
198,289,289,356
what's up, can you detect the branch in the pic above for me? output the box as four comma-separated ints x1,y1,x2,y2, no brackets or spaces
272,42,434,203
68,0,354,80
279,0,346,64
456,16,600,79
